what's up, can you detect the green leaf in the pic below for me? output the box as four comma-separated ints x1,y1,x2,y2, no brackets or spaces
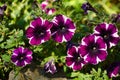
5,29,24,48
71,71,80,77
2,54,10,62
63,65,67,72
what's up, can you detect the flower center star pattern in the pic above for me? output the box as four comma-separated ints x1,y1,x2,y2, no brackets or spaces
66,46,86,71
78,34,108,65
93,23,120,48
11,47,33,67
26,17,52,45
51,14,76,43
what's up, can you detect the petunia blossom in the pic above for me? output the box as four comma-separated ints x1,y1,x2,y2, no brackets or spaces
26,17,52,45
107,62,120,78
112,14,120,23
11,47,33,67
45,8,56,15
0,4,7,19
40,1,48,11
66,46,86,71
66,41,79,51
93,23,119,48
44,60,57,74
51,14,76,43
81,2,97,14
40,0,56,15
78,34,107,65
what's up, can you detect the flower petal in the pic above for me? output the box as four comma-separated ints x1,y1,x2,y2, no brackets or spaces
23,48,33,55
107,24,118,34
94,23,106,33
26,27,34,38
53,14,65,25
82,34,95,46
67,46,77,57
64,30,74,42
16,60,25,67
43,20,52,30
78,45,88,57
85,54,97,65
42,31,51,42
65,19,76,29
96,37,106,49
29,36,41,45
52,31,63,43
110,36,120,45
73,62,82,70
25,56,32,64
49,64,57,74
30,17,43,28
11,55,18,63
13,47,23,55
66,57,74,66
97,50,107,61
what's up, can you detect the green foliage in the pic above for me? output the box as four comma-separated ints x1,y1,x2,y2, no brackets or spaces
5,29,24,48
1,54,10,62
70,68,110,80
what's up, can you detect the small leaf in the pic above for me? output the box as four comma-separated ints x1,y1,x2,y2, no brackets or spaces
71,71,79,77
2,54,10,62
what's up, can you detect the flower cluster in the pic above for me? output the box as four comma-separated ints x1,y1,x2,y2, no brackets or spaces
66,22,119,71
26,2,119,75
11,13,76,75
40,0,56,15
26,15,76,45
10,1,120,78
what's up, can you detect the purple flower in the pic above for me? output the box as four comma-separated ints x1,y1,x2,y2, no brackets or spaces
11,47,33,67
44,60,57,74
66,41,79,51
93,23,119,48
107,62,120,78
81,2,97,14
51,14,76,43
40,1,48,11
66,46,86,71
78,34,107,65
40,1,56,15
112,14,120,23
45,8,56,15
26,17,52,45
0,4,7,19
